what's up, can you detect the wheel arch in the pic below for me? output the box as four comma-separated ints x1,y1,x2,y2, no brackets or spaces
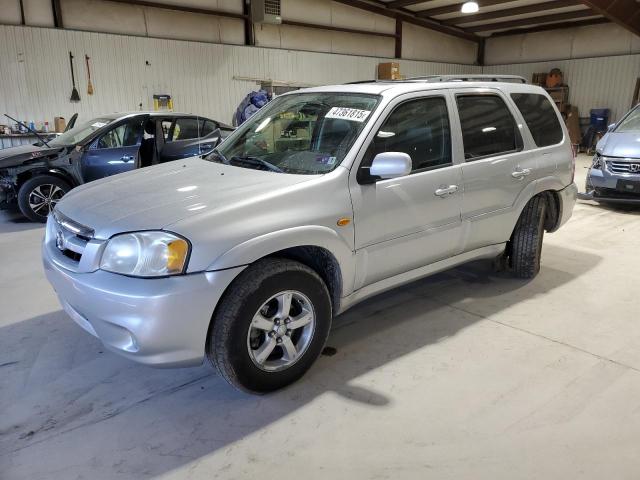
17,168,77,190
206,226,356,313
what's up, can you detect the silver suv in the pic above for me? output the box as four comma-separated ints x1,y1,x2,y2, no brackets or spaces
43,75,577,393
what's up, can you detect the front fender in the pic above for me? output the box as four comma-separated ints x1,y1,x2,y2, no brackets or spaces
207,225,356,297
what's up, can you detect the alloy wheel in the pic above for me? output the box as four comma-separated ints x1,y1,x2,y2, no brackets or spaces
28,184,65,217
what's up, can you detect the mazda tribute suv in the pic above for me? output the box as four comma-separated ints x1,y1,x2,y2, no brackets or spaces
43,75,577,393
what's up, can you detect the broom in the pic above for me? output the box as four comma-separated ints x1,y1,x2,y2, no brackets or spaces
69,52,80,102
85,54,94,95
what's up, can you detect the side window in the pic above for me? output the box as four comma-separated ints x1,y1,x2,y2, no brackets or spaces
371,97,452,173
511,93,563,147
97,120,142,149
172,118,202,141
161,120,173,141
201,120,217,136
456,95,522,160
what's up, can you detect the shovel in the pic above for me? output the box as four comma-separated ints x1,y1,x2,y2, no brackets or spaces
69,52,80,102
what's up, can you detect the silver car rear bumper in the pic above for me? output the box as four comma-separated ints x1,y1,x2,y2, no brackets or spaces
43,242,245,367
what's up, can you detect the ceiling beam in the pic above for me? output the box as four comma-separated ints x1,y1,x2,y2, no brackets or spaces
490,17,609,36
104,0,247,20
415,0,516,18
332,0,480,41
579,0,640,36
444,0,583,25
282,19,398,38
386,0,432,7
466,9,599,32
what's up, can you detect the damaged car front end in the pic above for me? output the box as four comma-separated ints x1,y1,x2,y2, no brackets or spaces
579,104,640,205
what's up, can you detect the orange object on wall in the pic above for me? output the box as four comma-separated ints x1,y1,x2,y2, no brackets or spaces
546,68,563,88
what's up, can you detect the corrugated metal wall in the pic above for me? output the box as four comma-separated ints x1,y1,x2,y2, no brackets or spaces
484,55,640,122
0,25,481,126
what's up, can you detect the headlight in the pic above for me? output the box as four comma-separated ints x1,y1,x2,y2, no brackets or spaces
100,231,190,277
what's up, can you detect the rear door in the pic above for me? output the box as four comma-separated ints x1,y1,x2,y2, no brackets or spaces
451,89,536,252
81,117,144,182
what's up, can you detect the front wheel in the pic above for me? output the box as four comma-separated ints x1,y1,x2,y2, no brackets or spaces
17,175,70,222
208,258,332,393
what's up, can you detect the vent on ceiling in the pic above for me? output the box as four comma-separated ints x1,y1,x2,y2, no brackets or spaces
251,0,282,24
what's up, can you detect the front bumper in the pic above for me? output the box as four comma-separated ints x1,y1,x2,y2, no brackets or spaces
583,165,640,204
42,241,246,367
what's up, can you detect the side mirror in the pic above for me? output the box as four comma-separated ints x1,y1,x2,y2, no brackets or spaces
369,152,412,180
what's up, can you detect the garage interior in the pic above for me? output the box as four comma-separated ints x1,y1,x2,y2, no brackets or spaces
1,0,640,478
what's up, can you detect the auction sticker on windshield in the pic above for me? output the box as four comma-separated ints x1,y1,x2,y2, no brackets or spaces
325,107,371,123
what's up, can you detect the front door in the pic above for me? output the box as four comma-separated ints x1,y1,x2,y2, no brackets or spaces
81,118,144,182
350,93,463,289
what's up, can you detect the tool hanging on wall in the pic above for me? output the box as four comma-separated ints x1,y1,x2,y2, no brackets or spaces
69,52,80,102
85,54,94,95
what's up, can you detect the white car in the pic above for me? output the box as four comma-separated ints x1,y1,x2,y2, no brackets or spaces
43,75,577,393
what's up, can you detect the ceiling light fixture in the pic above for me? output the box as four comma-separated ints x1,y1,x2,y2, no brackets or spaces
461,1,479,13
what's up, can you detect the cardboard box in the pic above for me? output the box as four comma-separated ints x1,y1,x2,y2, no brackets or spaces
54,117,66,133
378,62,400,80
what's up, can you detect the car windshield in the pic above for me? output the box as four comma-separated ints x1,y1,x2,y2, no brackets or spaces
207,92,380,174
615,106,640,133
48,117,115,146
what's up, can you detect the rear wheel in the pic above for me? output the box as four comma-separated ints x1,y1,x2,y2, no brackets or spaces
208,258,332,393
17,175,70,222
509,196,547,279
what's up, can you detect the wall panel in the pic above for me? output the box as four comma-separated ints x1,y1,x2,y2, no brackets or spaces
0,25,481,127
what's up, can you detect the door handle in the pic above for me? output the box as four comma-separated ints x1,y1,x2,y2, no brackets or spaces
434,185,459,197
511,168,531,179
121,155,135,162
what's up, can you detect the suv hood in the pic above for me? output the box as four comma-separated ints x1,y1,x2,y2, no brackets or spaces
597,132,640,158
55,157,316,239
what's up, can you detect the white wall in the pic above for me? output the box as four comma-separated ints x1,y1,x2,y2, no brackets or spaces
485,23,640,65
483,55,640,122
0,25,481,127
0,0,479,63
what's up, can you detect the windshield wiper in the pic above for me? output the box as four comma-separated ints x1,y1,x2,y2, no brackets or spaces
230,155,283,173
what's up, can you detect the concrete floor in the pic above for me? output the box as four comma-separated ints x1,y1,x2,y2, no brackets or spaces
1,154,640,479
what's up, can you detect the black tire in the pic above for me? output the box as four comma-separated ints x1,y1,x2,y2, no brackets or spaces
17,175,70,222
509,196,547,279
208,258,332,393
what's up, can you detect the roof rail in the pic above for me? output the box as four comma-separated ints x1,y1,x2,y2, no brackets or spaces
404,75,527,84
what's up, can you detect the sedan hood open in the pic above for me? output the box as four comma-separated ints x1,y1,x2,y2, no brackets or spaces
55,157,316,239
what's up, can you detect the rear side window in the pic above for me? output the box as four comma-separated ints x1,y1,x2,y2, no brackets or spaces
456,95,522,160
172,118,202,141
511,93,563,147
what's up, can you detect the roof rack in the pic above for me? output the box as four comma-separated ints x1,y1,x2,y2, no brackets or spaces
404,75,527,84
344,75,527,85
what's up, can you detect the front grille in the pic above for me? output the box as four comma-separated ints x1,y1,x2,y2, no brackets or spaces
51,210,94,265
606,160,640,174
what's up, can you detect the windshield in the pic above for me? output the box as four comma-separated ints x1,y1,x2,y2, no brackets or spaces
208,92,380,174
48,117,115,146
615,106,640,133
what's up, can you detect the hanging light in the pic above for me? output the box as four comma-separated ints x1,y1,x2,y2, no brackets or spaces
461,1,479,13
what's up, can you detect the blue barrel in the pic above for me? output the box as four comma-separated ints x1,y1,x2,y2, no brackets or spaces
590,108,609,131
